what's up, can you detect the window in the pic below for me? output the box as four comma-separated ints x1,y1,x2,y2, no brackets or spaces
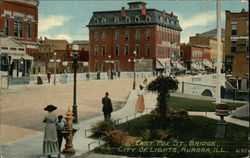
14,16,23,38
94,62,99,72
135,15,140,22
125,16,130,22
146,46,150,56
94,45,99,56
102,62,106,72
102,46,106,56
27,19,32,39
125,30,129,40
94,17,98,23
10,48,17,50
115,45,119,56
231,41,237,53
135,45,140,55
135,29,140,40
115,30,119,40
146,30,150,40
124,45,129,56
94,32,98,41
231,23,237,36
114,17,119,23
5,15,10,36
101,17,106,23
146,15,151,22
102,32,106,40
167,32,170,41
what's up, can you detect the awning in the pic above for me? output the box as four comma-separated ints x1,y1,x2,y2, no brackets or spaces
22,54,34,60
156,58,170,69
176,62,187,70
10,54,22,60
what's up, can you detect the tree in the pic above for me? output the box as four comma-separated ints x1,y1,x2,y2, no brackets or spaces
147,76,178,119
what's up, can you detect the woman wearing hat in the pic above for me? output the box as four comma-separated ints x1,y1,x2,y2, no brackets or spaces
43,105,59,158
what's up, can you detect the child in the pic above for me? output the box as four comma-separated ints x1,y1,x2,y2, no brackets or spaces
56,115,66,151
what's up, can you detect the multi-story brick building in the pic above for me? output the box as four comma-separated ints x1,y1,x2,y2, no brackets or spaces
189,28,225,70
0,0,38,76
224,9,249,91
87,1,182,74
180,43,211,71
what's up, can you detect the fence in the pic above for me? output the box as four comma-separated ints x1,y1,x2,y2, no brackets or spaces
86,107,155,151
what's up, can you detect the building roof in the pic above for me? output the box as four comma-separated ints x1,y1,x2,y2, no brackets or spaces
0,36,24,48
200,28,225,41
72,40,89,45
87,2,182,31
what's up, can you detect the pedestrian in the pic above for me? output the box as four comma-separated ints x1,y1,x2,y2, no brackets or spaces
117,70,120,79
47,72,51,83
102,92,113,120
37,73,43,85
143,77,148,86
43,104,59,158
61,70,68,84
135,85,145,113
56,115,66,152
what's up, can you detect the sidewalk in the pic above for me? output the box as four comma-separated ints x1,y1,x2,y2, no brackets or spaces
0,89,156,158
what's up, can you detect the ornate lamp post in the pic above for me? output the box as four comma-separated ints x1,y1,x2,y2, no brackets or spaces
128,50,137,90
72,45,79,123
49,52,60,85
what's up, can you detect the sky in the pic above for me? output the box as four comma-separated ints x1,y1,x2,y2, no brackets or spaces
38,0,248,43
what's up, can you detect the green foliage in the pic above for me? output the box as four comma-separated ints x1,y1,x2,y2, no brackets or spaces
147,76,178,120
142,129,151,141
90,120,117,138
149,108,189,130
168,96,245,111
155,129,172,141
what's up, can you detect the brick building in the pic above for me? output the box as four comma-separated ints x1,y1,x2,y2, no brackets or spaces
180,43,211,71
189,28,225,70
87,1,182,74
224,9,249,91
0,0,38,76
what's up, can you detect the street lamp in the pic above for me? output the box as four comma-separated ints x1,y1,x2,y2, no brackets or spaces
128,50,137,90
53,52,57,85
108,55,111,80
72,44,79,123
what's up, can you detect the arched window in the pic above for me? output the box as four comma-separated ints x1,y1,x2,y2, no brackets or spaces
114,17,119,23
94,17,98,24
125,16,130,22
135,15,140,22
101,17,106,23
146,15,151,22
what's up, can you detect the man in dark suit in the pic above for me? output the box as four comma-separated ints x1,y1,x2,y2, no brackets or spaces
102,92,113,120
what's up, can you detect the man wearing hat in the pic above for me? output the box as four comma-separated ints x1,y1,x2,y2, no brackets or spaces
43,105,59,157
102,92,113,120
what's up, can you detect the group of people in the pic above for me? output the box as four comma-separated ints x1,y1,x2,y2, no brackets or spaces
43,105,66,158
42,79,147,157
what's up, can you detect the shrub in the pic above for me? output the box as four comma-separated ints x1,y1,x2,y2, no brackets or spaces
90,120,117,138
142,129,152,140
216,103,229,110
156,129,172,140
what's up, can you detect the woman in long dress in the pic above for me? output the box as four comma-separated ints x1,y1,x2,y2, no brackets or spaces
43,105,59,158
135,84,145,112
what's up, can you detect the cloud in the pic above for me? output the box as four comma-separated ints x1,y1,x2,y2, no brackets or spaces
55,34,73,42
179,11,215,29
39,15,71,33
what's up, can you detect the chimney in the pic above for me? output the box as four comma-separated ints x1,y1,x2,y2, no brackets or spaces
171,12,173,16
142,4,146,16
121,7,126,17
162,10,166,19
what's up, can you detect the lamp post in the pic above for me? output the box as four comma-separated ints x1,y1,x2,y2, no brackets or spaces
53,52,57,85
72,45,79,123
128,50,137,90
108,55,111,80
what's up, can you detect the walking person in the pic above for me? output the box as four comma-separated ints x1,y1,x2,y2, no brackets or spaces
43,105,59,158
135,85,145,113
47,72,51,83
56,115,66,152
102,92,113,120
